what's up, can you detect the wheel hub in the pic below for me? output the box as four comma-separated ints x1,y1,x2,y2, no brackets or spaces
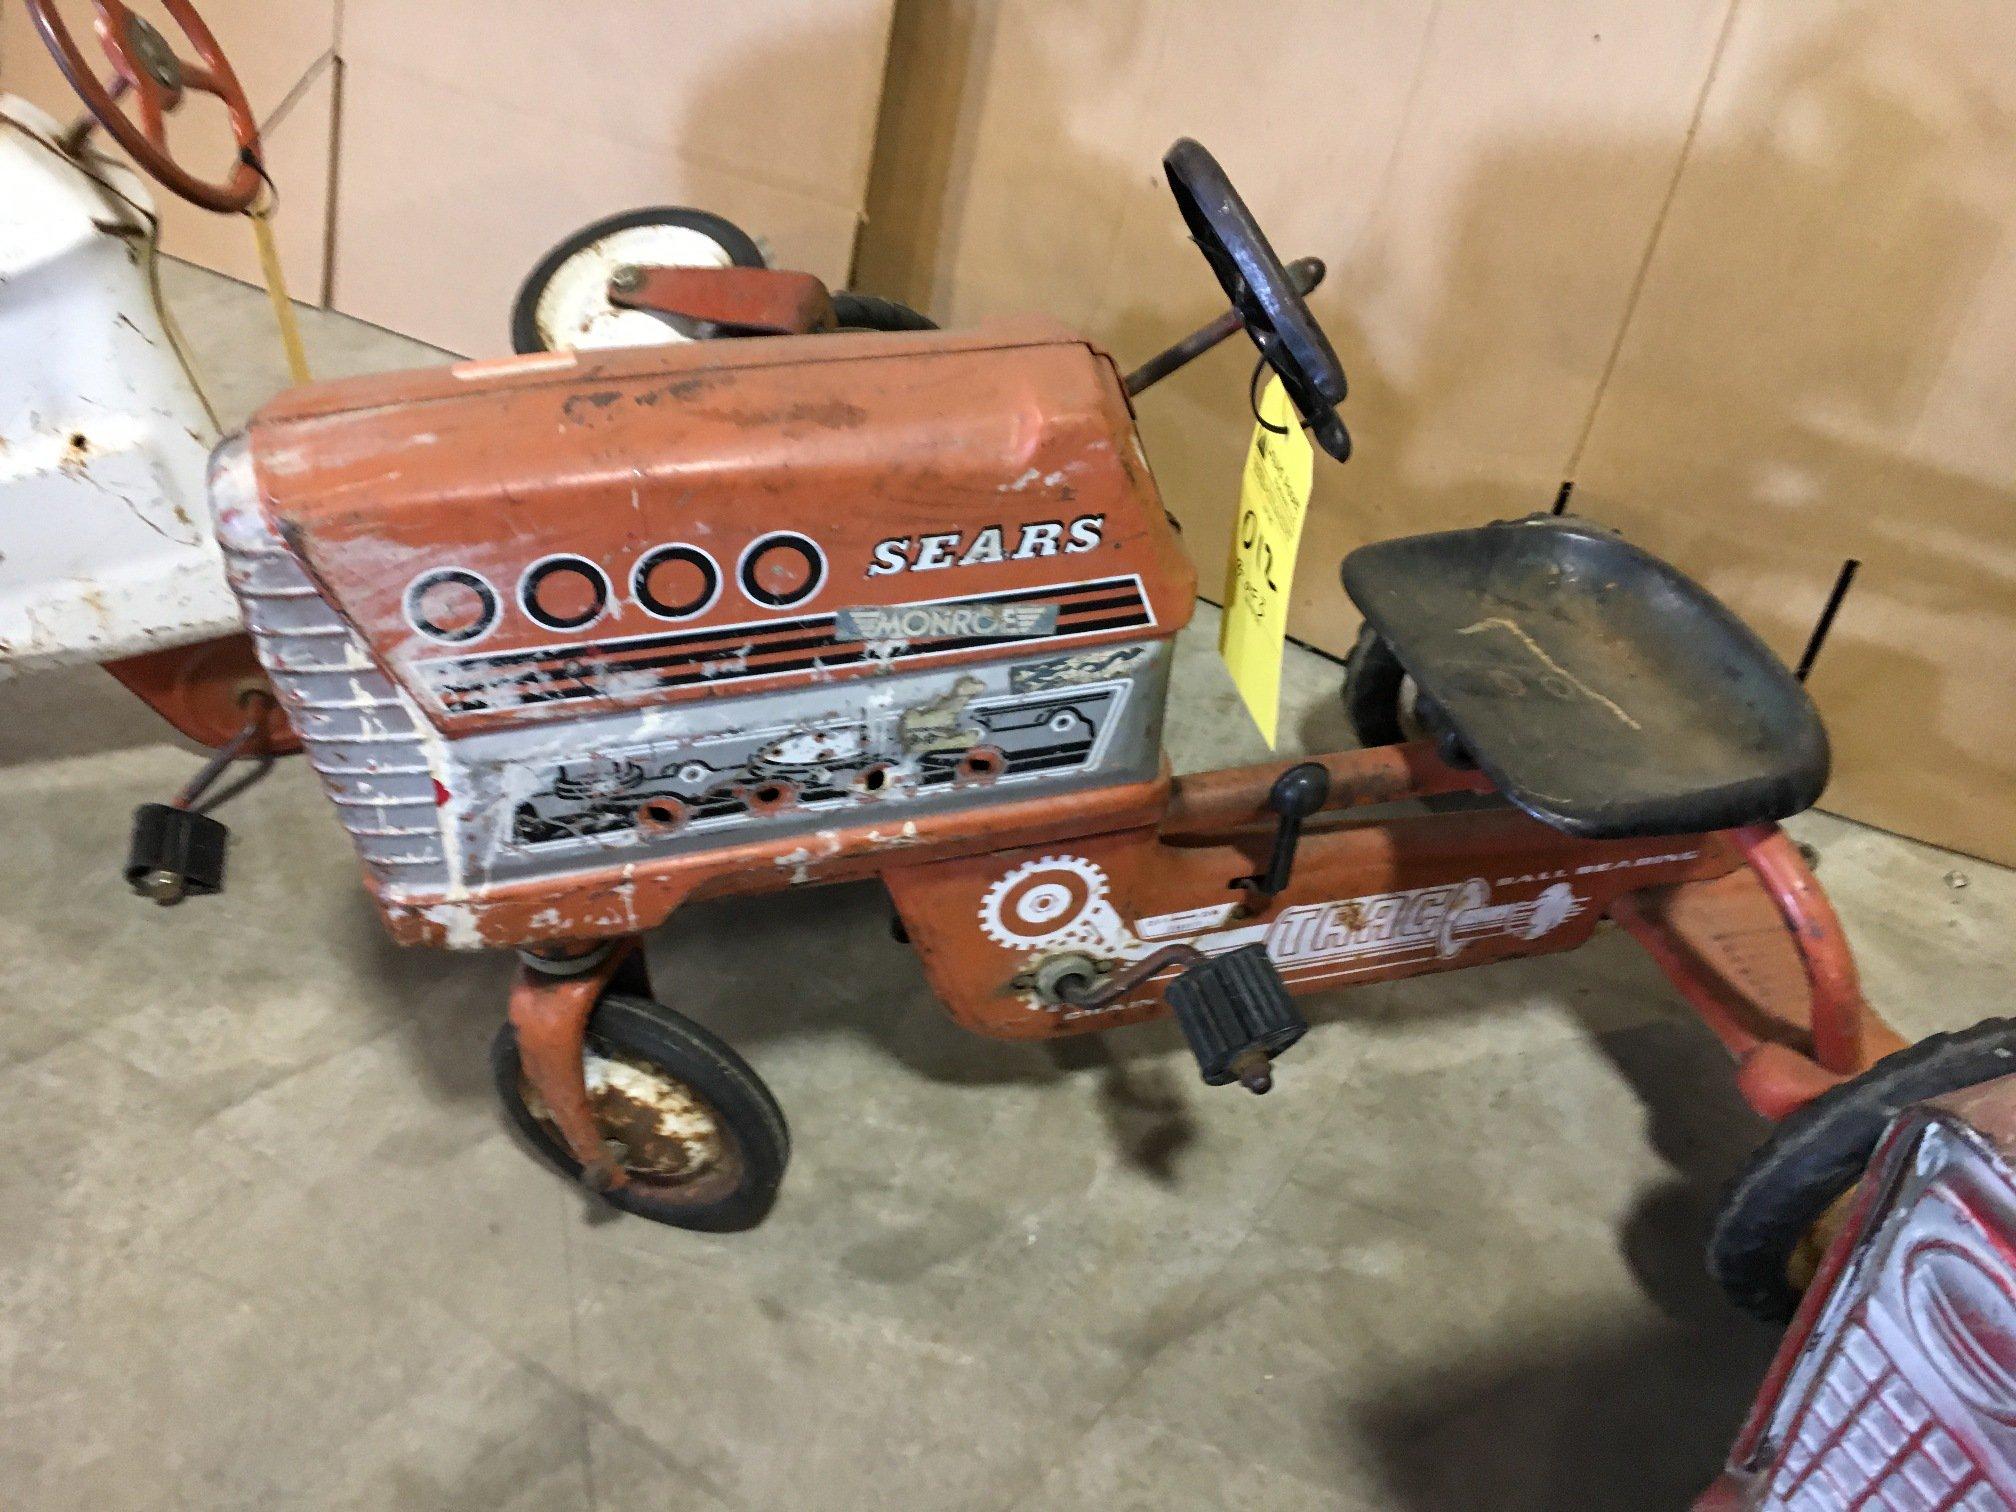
524,1045,727,1185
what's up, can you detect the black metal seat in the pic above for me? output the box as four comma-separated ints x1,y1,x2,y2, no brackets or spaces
1340,516,1829,839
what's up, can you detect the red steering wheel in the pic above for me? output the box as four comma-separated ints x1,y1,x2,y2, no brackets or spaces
26,0,261,212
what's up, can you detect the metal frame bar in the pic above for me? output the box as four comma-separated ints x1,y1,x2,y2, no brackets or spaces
509,739,1910,1187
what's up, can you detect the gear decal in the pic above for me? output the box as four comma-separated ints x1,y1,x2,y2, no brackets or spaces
978,855,1125,952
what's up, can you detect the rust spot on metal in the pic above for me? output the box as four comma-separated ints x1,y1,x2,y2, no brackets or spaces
702,399,869,433
635,796,688,836
954,744,1007,786
742,779,798,815
631,376,718,408
56,430,92,474
574,1050,724,1182
521,1044,743,1203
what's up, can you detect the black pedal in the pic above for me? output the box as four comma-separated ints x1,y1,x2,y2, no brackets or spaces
1164,944,1307,1094
126,804,228,905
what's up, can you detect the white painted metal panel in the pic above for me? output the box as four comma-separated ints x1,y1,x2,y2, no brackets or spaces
0,96,238,673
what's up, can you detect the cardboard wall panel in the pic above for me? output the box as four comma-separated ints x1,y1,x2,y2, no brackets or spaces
338,0,893,208
3,3,896,353
858,1,1735,656
329,0,896,356
329,55,879,358
162,57,334,297
0,0,337,290
1572,2,2016,862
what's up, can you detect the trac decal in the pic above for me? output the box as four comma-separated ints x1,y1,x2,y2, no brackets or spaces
867,516,1105,576
975,856,1590,995
1264,881,1583,968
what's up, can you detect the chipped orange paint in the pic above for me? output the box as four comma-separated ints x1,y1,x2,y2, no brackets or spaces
241,319,1195,738
507,940,647,1190
376,766,1175,950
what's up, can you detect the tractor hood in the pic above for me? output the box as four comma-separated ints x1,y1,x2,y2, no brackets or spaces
230,319,1195,737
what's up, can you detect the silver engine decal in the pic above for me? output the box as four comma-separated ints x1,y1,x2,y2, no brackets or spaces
509,683,1127,850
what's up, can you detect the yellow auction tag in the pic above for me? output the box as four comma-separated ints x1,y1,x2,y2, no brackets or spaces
1220,377,1314,747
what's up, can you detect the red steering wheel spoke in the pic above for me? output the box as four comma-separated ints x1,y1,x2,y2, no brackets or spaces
90,0,136,55
177,59,225,98
27,0,263,212
130,74,168,148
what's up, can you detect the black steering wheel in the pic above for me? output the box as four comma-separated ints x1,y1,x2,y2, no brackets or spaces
1163,138,1352,462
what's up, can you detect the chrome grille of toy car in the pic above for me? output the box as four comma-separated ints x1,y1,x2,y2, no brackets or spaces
1735,1115,2016,1511
1760,1314,1996,1509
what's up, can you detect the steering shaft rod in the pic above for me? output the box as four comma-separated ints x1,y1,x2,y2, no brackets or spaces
1122,256,1326,397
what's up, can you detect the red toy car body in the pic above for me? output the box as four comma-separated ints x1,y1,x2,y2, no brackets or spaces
1702,1074,2016,1508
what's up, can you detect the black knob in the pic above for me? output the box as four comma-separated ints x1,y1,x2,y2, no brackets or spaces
1270,762,1330,820
1252,761,1330,900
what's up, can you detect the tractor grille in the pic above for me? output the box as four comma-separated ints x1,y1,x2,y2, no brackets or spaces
210,438,449,896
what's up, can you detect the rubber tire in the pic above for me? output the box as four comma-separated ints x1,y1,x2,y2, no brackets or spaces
1709,1017,2016,1323
510,207,768,355
828,292,938,332
493,993,790,1232
1341,622,1409,747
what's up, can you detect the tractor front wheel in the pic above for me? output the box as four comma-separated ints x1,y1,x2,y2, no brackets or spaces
494,994,790,1231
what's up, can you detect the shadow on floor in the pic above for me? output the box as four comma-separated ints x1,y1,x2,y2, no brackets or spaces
512,868,1784,1228
0,663,198,768
1346,1308,1777,1511
1598,1015,1775,1326
1346,1013,1782,1508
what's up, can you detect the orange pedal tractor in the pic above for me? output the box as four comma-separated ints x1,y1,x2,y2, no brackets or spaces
35,0,1984,1327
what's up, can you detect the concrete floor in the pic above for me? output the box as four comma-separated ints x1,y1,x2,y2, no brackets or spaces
2,263,2012,1512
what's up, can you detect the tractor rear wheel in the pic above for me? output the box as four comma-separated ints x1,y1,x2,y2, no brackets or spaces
1341,622,1411,748
510,207,767,354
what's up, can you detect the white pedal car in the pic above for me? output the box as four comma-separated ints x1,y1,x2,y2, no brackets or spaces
0,88,233,675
